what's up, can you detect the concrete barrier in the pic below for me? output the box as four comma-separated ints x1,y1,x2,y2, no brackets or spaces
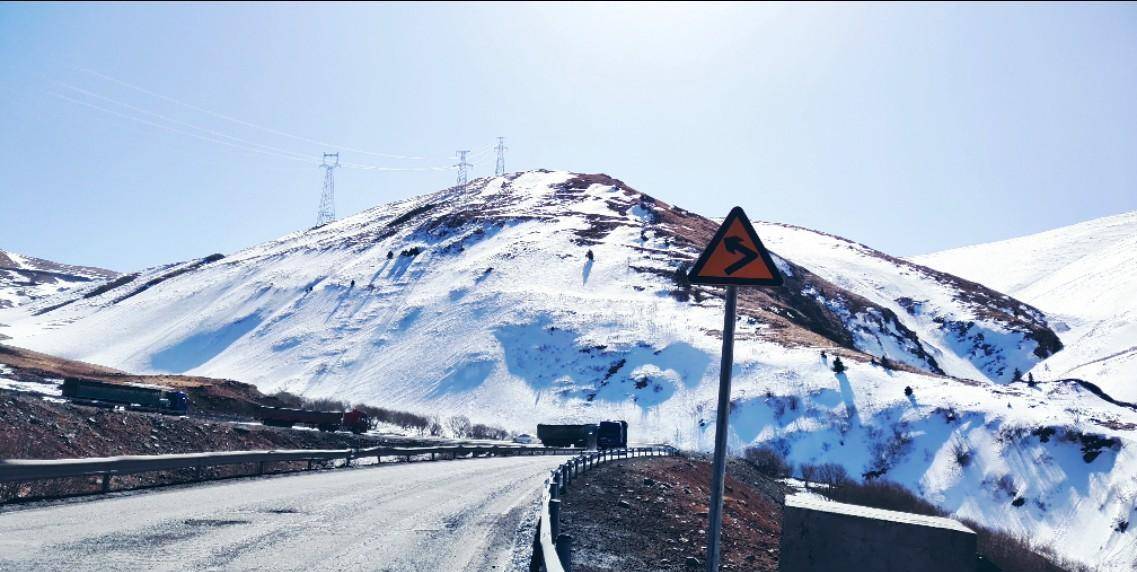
780,495,976,572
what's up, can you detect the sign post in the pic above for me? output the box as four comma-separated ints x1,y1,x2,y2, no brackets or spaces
687,207,783,571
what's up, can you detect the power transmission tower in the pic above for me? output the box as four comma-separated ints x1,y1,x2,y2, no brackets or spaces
455,150,471,192
494,136,507,176
316,152,339,226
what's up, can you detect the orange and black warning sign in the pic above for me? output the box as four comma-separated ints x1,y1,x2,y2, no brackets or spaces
688,206,783,286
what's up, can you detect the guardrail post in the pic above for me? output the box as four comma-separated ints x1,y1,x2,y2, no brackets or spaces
101,472,112,493
551,475,560,501
555,533,573,572
549,498,562,539
258,461,266,475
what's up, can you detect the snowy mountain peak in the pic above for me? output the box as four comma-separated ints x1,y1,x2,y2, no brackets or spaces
2,171,1060,386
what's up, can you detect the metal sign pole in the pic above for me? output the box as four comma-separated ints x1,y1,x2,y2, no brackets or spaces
706,285,737,571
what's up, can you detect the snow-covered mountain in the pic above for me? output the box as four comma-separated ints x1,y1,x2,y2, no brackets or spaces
913,211,1137,403
0,172,1132,568
755,223,1060,383
0,249,117,314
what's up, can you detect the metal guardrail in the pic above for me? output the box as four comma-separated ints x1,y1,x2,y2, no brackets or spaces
535,445,677,572
0,443,579,495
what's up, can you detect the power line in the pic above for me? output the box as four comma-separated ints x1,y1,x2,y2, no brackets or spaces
49,91,321,166
51,88,456,173
316,153,339,227
57,82,315,163
76,66,448,161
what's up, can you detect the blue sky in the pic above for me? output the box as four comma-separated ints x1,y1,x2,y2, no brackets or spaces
1,3,1135,271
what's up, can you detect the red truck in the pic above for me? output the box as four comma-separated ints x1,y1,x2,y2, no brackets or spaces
256,406,372,434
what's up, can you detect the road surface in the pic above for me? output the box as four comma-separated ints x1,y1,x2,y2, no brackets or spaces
0,455,565,571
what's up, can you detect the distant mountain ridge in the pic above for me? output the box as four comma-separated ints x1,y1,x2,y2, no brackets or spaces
0,249,118,312
913,211,1137,402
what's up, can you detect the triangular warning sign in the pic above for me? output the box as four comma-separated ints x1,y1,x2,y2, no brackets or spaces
688,207,783,286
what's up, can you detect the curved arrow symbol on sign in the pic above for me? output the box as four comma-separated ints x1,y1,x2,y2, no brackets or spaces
723,236,758,275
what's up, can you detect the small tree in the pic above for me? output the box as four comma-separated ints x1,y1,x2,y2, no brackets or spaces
446,415,472,438
387,250,394,259
800,463,819,489
1012,368,1022,382
1027,372,1036,386
743,446,793,478
831,356,846,373
904,385,913,398
880,355,891,370
586,249,595,261
673,264,691,289
816,463,852,490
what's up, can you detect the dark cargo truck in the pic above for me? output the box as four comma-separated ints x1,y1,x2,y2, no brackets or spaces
597,420,628,449
61,377,190,415
537,423,598,448
256,406,372,434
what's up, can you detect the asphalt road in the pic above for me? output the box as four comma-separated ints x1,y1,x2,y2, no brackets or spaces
0,455,564,571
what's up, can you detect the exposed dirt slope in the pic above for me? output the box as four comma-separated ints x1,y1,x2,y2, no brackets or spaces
560,455,787,571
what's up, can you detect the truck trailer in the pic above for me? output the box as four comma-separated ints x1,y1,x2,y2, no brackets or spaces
256,406,372,434
61,377,190,415
537,423,598,449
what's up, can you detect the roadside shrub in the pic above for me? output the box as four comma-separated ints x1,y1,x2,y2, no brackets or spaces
352,404,433,434
799,463,819,488
742,445,793,479
269,391,304,408
673,264,691,289
815,463,852,488
468,423,510,440
960,518,1089,572
427,416,444,437
446,415,472,438
303,397,350,412
828,479,941,517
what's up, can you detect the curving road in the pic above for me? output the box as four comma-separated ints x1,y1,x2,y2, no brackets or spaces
0,455,564,571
